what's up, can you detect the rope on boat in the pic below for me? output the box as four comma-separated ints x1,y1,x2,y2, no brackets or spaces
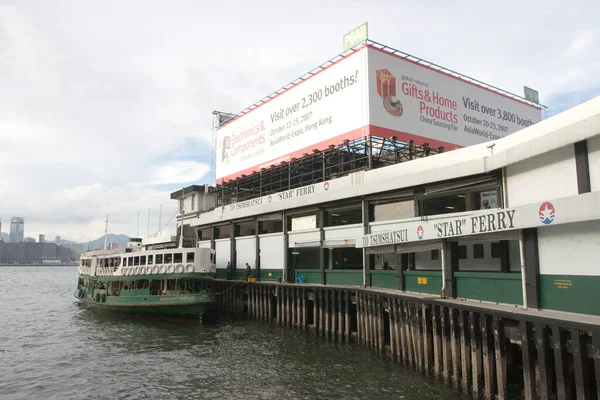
214,279,245,295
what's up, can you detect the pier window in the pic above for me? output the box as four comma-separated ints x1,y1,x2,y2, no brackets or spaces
291,214,317,231
186,252,195,263
156,254,163,264
216,224,230,239
174,253,183,263
237,221,255,237
372,197,416,222
325,204,362,227
148,255,153,265
473,244,485,259
199,228,211,241
420,176,499,217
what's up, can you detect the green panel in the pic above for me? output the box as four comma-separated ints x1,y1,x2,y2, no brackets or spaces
455,272,522,305
215,268,227,280
296,269,321,284
404,270,442,295
325,270,363,286
370,270,399,290
259,269,282,281
540,274,600,316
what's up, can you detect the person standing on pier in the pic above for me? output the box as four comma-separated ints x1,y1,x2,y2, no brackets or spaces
226,261,233,280
245,263,253,280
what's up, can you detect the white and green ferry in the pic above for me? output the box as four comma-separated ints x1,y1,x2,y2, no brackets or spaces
75,225,217,320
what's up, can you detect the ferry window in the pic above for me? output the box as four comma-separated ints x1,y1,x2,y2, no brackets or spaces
164,254,173,263
156,254,163,264
136,280,149,289
186,252,195,263
123,258,127,267
128,257,133,266
134,256,140,266
431,249,440,260
148,255,153,265
473,244,485,259
167,279,176,290
174,253,183,263
458,245,468,259
141,256,146,265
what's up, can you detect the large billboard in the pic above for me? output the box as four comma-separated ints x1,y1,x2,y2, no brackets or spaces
216,50,368,182
216,45,542,182
368,47,542,148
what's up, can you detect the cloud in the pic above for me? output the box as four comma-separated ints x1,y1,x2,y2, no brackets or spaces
0,0,599,241
131,161,211,187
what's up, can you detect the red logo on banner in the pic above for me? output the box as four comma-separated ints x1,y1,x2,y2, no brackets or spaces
376,69,403,116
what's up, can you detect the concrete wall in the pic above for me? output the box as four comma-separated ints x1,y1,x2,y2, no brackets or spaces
260,233,284,270
236,236,256,269
215,238,230,269
538,220,600,276
506,145,578,207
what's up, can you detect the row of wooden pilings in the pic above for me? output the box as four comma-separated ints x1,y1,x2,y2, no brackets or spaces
212,280,600,400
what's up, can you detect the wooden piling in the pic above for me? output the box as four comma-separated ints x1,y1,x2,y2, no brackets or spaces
493,315,507,399
571,328,591,399
344,291,350,343
449,308,460,388
481,314,494,399
470,311,482,398
520,320,537,400
460,310,471,393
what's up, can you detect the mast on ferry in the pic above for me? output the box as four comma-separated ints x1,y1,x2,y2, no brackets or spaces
178,188,185,248
103,214,108,250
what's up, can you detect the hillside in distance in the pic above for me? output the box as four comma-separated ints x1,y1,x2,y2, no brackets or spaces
82,234,130,251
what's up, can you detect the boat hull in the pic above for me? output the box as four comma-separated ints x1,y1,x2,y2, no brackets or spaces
75,292,216,318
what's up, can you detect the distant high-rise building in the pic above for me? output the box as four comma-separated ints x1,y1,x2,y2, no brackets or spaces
39,234,45,243
55,235,61,244
9,217,24,243
24,237,35,243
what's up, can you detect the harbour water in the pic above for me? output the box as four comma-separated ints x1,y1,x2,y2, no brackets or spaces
0,266,464,399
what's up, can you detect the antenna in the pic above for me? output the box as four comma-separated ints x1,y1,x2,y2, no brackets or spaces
179,188,185,248
103,214,108,250
159,204,162,233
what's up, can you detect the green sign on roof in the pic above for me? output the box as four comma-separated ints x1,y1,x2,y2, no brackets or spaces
343,22,368,51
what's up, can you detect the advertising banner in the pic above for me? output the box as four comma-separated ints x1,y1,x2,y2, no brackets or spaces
216,50,368,182
367,47,542,148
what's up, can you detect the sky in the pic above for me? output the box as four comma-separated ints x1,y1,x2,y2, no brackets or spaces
0,0,599,242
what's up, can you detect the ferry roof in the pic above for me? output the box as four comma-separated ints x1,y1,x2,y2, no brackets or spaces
191,95,600,226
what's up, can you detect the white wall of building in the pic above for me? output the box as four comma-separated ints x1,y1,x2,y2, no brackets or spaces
506,145,577,207
324,224,363,240
289,229,320,247
215,238,230,269
586,136,600,191
538,220,600,275
236,236,256,269
260,233,284,270
198,240,211,249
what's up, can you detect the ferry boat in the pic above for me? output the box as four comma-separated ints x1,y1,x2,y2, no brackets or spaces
74,216,217,321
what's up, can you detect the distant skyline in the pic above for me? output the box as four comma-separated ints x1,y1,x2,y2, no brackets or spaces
1,0,599,241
